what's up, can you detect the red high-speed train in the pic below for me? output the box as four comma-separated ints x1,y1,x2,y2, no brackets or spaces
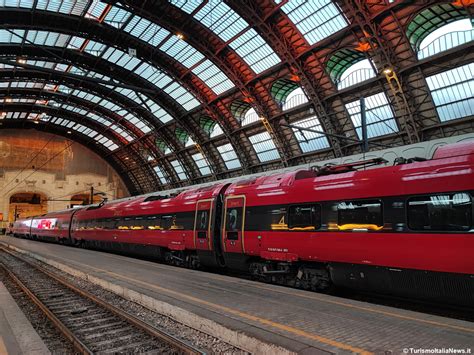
11,141,474,306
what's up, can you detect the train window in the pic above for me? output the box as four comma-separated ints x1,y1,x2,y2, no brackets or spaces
102,218,113,229
226,207,243,232
196,210,209,231
131,217,145,230
175,212,194,230
246,206,287,231
337,200,382,230
288,205,321,230
146,215,161,230
407,193,472,231
161,215,174,230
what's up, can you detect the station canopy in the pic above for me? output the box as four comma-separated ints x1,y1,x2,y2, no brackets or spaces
0,0,472,194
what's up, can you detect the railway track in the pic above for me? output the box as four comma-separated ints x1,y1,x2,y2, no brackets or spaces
0,247,205,355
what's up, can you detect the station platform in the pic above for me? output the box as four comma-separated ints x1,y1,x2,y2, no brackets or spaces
1,236,473,355
0,281,50,355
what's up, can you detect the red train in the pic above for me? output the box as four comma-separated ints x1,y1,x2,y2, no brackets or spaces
12,141,474,306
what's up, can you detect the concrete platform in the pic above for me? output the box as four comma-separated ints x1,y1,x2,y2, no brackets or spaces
0,282,50,355
1,236,473,355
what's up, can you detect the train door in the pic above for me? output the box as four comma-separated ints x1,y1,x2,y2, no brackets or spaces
194,199,213,251
222,195,246,254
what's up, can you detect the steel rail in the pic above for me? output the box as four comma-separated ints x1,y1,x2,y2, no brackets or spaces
0,246,205,355
0,263,93,354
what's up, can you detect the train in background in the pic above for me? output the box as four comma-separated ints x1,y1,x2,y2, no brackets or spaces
11,141,474,306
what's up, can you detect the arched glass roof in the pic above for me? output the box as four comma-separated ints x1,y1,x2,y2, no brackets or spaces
0,0,471,194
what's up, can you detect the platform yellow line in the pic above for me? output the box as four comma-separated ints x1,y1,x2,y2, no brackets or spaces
103,270,373,355
3,241,472,339
80,250,474,334
95,253,474,334
250,284,474,334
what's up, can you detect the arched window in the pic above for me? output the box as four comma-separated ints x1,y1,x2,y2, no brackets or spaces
156,139,171,155
327,49,376,90
200,116,224,138
282,87,309,110
271,79,309,111
230,100,260,126
175,127,189,146
175,127,195,147
407,4,473,59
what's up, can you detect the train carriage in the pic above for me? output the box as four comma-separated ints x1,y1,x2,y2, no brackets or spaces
70,184,228,268
220,141,474,304
10,141,474,306
30,209,81,243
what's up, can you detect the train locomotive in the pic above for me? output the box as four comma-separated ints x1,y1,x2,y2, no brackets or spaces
11,141,474,306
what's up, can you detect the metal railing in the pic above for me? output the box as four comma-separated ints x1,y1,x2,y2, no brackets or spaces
282,94,309,111
418,30,474,60
337,68,376,90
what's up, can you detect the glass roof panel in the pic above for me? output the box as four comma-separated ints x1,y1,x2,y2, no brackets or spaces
190,0,281,73
124,15,170,46
4,23,202,111
426,62,474,122
164,82,200,110
26,30,71,47
279,0,347,45
103,6,132,29
0,29,25,43
85,0,107,19
191,59,234,95
170,159,188,180
0,75,149,138
228,28,281,74
83,38,107,55
217,143,241,169
160,36,204,68
135,62,172,87
122,11,234,95
192,152,212,176
153,165,168,184
248,131,280,162
193,0,248,42
291,115,330,153
0,0,34,9
171,0,202,14
345,92,399,139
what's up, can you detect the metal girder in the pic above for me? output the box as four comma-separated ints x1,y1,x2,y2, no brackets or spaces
0,9,226,180
108,0,293,167
0,67,181,188
338,0,422,144
0,87,144,138
227,0,346,158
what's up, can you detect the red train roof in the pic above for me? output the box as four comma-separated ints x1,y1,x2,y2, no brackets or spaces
73,183,228,219
433,140,474,160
